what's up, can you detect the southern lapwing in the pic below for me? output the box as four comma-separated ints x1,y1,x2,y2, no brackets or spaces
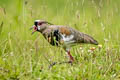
30,20,98,63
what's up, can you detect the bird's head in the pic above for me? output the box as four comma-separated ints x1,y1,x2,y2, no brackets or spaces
30,20,52,34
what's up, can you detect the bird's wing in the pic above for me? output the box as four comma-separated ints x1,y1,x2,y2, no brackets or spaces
57,26,98,45
71,28,98,45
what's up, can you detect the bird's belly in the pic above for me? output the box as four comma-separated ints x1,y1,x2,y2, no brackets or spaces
63,40,76,47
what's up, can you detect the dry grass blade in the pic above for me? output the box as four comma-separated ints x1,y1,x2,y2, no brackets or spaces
3,8,6,15
0,21,3,35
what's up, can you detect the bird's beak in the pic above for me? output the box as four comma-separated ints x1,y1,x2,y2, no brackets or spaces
31,30,36,35
30,25,37,35
29,25,34,30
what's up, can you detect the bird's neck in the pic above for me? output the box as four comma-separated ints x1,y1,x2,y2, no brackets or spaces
39,24,49,33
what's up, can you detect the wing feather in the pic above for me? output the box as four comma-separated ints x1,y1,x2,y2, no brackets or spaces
71,28,98,45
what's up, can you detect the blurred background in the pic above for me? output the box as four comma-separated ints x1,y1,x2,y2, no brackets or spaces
0,0,120,79
0,0,120,44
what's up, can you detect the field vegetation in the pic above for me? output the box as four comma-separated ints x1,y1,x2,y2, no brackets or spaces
0,0,120,79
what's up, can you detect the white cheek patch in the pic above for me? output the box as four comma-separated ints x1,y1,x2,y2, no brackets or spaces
37,26,41,30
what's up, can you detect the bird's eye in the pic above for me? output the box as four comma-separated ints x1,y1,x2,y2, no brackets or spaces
38,23,42,25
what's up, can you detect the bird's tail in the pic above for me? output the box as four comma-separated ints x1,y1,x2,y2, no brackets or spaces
83,34,99,45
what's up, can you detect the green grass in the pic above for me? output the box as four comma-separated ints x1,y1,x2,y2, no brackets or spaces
0,0,120,80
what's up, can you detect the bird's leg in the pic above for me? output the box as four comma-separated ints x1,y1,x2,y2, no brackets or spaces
48,51,74,69
67,51,74,63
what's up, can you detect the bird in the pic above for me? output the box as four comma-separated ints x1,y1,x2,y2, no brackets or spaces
30,20,98,63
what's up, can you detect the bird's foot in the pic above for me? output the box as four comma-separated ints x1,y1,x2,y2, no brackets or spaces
59,61,73,64
48,61,74,69
48,62,57,69
68,60,74,65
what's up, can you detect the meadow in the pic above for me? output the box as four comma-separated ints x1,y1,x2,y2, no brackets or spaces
0,0,120,80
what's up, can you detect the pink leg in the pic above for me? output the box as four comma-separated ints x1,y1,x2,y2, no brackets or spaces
67,51,74,62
